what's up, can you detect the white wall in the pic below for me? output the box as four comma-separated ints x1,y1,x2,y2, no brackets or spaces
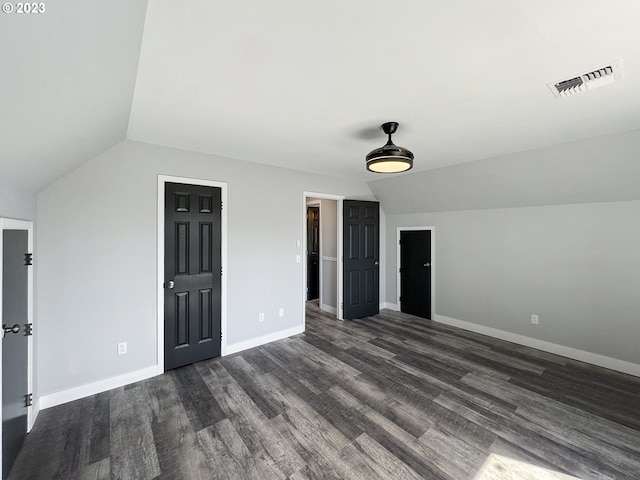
36,140,373,397
0,180,36,221
319,199,337,311
386,200,640,367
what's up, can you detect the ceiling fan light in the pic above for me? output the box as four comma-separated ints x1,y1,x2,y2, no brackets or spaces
366,153,413,173
365,122,414,174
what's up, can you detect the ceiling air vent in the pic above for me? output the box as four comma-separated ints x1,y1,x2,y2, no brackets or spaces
548,59,623,98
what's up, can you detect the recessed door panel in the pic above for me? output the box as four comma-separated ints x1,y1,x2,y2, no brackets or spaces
175,292,189,347
199,288,212,342
364,224,376,259
349,271,360,306
200,223,212,273
349,225,360,260
199,195,212,213
176,222,189,275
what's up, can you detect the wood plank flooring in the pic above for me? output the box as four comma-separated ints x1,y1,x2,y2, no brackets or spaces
9,303,640,479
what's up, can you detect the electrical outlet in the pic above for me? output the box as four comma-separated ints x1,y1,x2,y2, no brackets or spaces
117,342,127,355
531,314,539,325
259,312,265,322
279,308,284,318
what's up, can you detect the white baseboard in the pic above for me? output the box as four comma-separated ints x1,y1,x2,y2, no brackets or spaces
39,365,158,410
225,325,304,356
381,302,400,311
435,314,640,378
320,303,337,315
28,399,40,432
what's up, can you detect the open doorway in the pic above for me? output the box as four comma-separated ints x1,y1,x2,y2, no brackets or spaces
306,204,320,301
303,193,343,322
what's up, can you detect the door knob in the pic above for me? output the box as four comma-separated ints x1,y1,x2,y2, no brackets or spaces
374,261,380,266
424,262,431,267
166,280,175,289
3,324,20,337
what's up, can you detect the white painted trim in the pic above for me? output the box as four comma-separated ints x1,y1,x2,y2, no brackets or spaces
302,193,345,323
396,226,435,318
39,366,158,410
320,303,337,315
157,175,228,375
321,256,337,262
0,217,34,476
225,326,304,355
435,314,640,378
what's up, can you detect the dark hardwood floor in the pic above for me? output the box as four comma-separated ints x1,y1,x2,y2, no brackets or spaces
9,303,640,479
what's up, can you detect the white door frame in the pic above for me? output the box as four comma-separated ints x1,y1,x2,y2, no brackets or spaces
302,192,344,322
157,175,228,375
0,217,35,477
396,226,435,318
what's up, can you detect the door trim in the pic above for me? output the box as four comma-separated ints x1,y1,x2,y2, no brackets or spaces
0,217,35,477
396,226,435,318
157,175,228,375
302,192,344,322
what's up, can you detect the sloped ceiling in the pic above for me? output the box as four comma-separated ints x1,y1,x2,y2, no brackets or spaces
0,0,148,192
2,1,640,193
128,0,640,181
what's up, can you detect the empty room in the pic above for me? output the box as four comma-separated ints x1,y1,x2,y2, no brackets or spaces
1,1,640,479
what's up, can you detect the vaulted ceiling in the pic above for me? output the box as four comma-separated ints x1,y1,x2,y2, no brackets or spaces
3,0,640,192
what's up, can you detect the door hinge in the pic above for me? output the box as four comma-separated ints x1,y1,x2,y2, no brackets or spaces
220,267,223,276
399,296,402,302
220,201,223,211
398,268,402,273
220,332,223,341
25,323,33,336
25,393,33,407
24,253,33,266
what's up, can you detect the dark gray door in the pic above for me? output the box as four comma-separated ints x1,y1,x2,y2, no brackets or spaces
2,230,29,480
400,230,431,319
164,183,222,370
343,200,379,319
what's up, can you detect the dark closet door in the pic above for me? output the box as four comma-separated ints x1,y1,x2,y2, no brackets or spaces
164,183,221,370
306,206,319,301
400,230,431,319
343,200,379,319
2,229,29,480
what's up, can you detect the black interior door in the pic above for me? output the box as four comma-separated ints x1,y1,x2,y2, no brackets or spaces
400,230,431,319
343,200,379,319
165,183,221,370
2,230,29,480
306,207,319,301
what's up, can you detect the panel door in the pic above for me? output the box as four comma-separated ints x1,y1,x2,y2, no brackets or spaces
400,230,431,319
343,200,379,319
165,183,221,370
2,230,28,480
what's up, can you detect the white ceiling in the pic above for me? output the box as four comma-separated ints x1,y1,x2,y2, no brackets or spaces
128,0,640,181
0,0,148,192
3,1,640,192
